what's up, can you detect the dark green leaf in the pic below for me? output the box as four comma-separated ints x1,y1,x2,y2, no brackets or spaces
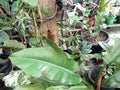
0,31,9,43
0,0,10,14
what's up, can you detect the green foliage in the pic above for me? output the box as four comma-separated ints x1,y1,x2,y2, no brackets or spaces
98,41,110,51
0,31,9,43
0,40,26,50
11,0,21,13
102,38,120,88
93,12,106,36
0,0,10,14
47,84,94,90
98,0,110,12
9,37,81,85
23,0,38,7
14,83,49,90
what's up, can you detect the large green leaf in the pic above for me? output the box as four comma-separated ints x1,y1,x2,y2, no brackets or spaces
104,38,120,64
23,0,38,7
0,40,26,50
10,47,81,85
14,83,49,90
47,84,94,90
102,38,120,88
0,31,9,43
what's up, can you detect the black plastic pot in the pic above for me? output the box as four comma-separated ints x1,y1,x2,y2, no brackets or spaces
88,65,119,90
101,87,115,90
0,60,12,73
90,31,109,54
116,15,120,23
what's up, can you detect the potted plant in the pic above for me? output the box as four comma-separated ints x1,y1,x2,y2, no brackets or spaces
105,11,116,25
75,12,109,53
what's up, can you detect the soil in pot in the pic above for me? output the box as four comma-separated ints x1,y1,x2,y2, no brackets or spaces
82,31,109,54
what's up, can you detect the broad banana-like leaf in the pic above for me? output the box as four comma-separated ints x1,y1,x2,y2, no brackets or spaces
102,38,120,88
104,38,120,64
10,47,81,85
47,84,94,90
14,83,49,90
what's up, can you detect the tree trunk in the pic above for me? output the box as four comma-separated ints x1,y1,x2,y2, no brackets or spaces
39,0,59,46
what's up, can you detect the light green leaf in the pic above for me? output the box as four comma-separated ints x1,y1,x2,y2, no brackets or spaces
9,47,81,85
14,83,49,90
0,40,26,50
47,84,94,90
98,41,110,51
23,0,38,7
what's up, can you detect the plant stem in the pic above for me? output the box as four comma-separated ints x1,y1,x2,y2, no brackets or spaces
32,9,39,44
38,2,43,23
95,63,107,86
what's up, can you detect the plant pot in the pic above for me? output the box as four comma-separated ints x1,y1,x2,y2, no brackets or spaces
101,87,115,90
0,60,12,73
89,20,94,27
106,17,115,25
91,32,109,54
85,10,91,15
82,31,109,54
116,15,120,23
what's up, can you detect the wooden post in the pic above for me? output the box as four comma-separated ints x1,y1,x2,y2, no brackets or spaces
39,0,59,46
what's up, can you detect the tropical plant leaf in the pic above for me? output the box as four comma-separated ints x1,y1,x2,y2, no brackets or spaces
102,71,120,88
0,40,26,50
14,83,49,90
0,31,9,43
9,47,81,85
23,0,38,7
47,84,94,90
104,38,120,64
102,38,120,88
43,36,62,53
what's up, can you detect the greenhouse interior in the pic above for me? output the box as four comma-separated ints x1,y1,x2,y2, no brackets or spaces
0,0,120,90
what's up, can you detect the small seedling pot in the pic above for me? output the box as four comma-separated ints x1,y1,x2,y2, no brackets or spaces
85,9,91,15
106,17,115,25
